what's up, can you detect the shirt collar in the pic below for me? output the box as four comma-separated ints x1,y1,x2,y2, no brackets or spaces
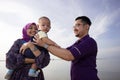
76,34,89,43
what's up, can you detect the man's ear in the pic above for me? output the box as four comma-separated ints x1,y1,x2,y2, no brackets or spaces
86,24,90,30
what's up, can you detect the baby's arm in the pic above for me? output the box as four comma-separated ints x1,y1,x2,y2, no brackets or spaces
41,37,60,48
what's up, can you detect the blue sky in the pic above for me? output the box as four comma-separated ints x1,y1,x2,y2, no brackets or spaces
0,0,120,59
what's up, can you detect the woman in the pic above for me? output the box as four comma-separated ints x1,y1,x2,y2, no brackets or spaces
5,22,50,80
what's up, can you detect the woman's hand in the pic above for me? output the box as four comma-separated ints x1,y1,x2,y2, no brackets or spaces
19,41,32,54
19,43,28,54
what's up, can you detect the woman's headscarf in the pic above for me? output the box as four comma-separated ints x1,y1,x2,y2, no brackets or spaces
22,22,37,42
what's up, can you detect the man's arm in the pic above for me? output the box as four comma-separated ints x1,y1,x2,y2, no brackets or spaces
33,35,74,61
46,45,74,61
42,37,60,47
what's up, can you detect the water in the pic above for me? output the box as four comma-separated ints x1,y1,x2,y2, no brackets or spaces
43,59,70,80
1,59,120,80
97,58,120,80
0,59,70,80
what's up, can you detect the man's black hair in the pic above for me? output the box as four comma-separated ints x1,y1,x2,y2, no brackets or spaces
75,16,92,26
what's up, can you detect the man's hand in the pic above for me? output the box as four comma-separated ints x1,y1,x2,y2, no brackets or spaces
33,34,46,47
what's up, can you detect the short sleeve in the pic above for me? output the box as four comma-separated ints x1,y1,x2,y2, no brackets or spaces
67,46,82,59
37,31,48,39
67,38,97,59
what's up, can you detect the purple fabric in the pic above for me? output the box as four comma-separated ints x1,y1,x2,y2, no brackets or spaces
10,64,44,80
22,22,36,42
6,39,50,80
67,35,99,80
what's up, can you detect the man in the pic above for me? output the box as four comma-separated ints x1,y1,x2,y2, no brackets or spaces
34,16,100,80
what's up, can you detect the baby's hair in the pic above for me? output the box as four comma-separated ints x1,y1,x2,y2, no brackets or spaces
38,16,51,23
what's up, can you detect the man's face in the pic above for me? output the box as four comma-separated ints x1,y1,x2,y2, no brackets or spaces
73,19,88,38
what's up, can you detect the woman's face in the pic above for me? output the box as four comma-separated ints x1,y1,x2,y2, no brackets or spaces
26,24,37,37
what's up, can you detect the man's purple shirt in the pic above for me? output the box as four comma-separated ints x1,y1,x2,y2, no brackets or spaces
67,35,99,80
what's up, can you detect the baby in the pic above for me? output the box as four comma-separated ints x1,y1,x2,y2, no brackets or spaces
28,16,59,77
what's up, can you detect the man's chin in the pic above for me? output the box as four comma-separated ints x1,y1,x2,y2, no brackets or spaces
75,34,79,37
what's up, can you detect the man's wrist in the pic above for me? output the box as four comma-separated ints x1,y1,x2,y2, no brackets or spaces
43,44,49,49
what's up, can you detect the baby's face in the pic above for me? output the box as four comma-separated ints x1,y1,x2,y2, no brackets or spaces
38,18,51,33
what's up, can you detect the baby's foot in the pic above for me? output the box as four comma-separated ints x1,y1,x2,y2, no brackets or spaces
4,73,12,79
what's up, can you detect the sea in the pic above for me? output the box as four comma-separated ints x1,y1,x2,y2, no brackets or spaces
1,56,120,80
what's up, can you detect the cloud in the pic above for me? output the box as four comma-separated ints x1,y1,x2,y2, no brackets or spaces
0,0,120,59
0,22,22,55
90,14,110,38
0,1,38,55
90,7,120,39
0,1,38,22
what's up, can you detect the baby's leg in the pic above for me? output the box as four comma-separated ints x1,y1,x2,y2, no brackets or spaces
31,63,37,70
4,69,14,79
28,63,39,77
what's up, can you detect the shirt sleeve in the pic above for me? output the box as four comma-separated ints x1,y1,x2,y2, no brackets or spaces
37,31,48,39
67,38,97,59
67,45,82,59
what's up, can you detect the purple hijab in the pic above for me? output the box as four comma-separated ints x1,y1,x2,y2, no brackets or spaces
22,22,37,42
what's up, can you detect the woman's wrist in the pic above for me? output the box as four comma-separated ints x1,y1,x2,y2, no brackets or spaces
30,45,41,57
31,46,38,52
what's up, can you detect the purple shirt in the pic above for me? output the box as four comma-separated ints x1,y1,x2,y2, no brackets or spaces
67,35,99,80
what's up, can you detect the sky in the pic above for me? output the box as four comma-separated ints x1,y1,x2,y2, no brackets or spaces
0,0,120,60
